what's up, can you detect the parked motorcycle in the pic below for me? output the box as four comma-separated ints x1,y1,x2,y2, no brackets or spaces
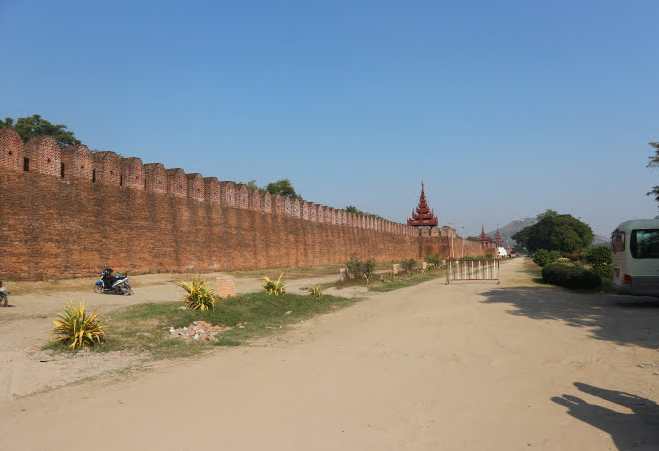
94,267,133,295
0,283,9,307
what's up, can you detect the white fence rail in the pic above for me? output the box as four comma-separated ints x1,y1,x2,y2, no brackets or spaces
446,259,500,284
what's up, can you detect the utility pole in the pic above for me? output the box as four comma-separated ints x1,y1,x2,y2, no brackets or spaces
449,221,454,259
461,226,465,258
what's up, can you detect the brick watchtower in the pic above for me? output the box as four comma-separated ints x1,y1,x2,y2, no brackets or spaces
407,181,439,234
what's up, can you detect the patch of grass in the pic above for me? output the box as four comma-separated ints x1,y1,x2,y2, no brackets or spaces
45,292,354,360
369,271,445,292
322,268,446,292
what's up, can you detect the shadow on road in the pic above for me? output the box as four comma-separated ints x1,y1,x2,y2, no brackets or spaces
479,286,659,349
552,382,659,450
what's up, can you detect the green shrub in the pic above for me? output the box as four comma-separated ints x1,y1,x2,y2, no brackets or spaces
565,252,587,262
425,254,441,267
51,301,107,350
262,274,286,296
346,256,375,278
533,249,558,267
587,246,612,265
591,264,613,279
402,258,416,275
556,257,570,263
307,285,323,298
177,276,218,310
542,263,601,290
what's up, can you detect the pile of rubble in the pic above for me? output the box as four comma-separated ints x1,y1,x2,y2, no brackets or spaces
169,321,232,343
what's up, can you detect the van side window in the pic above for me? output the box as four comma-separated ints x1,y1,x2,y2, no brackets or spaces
612,230,625,253
630,229,659,258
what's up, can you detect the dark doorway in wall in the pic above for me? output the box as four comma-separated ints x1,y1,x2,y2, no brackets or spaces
92,169,96,183
61,163,65,178
23,157,29,172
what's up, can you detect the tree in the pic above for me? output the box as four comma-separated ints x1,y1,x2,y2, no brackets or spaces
0,115,81,147
265,179,301,199
512,210,593,253
244,180,259,190
647,141,659,205
344,205,382,219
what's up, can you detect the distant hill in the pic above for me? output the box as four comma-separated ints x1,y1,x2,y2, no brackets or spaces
486,217,609,248
485,217,537,246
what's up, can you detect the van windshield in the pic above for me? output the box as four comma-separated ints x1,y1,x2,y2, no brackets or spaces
630,229,659,258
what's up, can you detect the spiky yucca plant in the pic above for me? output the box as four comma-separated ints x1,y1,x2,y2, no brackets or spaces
307,285,323,298
262,273,286,296
51,301,106,350
176,276,217,311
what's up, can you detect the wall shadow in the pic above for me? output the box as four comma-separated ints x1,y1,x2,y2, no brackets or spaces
479,286,659,349
552,382,659,450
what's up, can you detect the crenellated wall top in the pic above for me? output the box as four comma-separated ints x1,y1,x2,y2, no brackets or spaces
0,127,412,234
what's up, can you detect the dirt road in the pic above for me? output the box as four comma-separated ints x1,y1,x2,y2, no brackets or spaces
1,258,658,450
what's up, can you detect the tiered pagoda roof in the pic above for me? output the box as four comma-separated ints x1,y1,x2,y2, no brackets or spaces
479,225,490,246
407,181,438,227
494,225,504,247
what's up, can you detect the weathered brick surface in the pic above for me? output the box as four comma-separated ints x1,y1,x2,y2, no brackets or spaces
144,163,167,193
0,128,25,171
203,177,221,203
0,168,427,280
186,173,204,200
61,144,93,180
166,168,187,197
25,136,61,177
120,157,144,188
92,151,121,184
216,276,236,298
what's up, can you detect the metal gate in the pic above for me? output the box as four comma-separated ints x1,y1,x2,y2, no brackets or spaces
446,259,500,284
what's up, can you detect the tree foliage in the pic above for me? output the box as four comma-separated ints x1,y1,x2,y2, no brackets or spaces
265,179,301,199
345,205,382,219
1,114,81,147
512,210,594,253
647,141,659,205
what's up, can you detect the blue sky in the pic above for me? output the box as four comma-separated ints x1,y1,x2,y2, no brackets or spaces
1,0,658,237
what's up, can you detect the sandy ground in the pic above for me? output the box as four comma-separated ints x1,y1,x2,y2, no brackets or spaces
1,258,659,450
0,272,351,400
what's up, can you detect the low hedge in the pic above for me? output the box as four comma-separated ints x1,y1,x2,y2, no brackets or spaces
541,263,602,290
590,264,613,279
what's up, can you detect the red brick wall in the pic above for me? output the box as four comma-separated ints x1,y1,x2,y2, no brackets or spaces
0,168,423,280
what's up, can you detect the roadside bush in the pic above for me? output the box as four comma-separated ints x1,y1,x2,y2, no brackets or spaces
556,257,570,263
402,258,416,275
307,285,323,298
262,274,286,296
591,264,613,279
425,254,441,267
51,301,106,350
587,246,612,265
565,252,587,262
533,249,560,267
346,256,375,278
177,276,218,310
542,263,602,290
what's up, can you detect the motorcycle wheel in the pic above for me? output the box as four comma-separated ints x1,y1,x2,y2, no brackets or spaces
122,284,133,296
0,294,7,307
94,284,103,294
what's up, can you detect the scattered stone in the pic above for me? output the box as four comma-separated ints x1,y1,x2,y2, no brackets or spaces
339,268,349,282
285,311,292,315
168,321,232,342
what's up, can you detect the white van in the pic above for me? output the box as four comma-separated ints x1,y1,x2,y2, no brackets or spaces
611,219,659,296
